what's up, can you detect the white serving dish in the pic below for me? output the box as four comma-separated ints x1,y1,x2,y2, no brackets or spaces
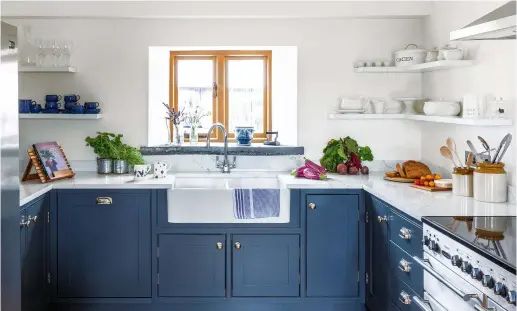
423,101,461,116
394,44,427,67
339,97,364,110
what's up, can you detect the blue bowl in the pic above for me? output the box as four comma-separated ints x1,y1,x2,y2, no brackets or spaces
235,126,255,146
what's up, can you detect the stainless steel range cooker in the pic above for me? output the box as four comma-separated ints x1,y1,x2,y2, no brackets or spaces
414,216,516,311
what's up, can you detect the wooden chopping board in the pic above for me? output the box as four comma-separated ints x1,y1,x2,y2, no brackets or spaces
411,184,452,192
383,176,418,183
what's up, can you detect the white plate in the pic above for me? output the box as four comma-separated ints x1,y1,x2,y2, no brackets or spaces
336,109,365,114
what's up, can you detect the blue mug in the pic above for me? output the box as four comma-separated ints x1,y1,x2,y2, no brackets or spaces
45,94,62,102
19,99,36,113
30,103,42,113
70,105,84,114
64,101,78,110
64,94,80,102
45,102,61,110
84,102,100,110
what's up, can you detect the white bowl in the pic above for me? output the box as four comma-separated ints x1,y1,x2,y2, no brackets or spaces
423,101,461,116
340,98,364,110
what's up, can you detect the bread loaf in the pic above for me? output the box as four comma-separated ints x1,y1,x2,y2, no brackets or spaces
402,161,432,179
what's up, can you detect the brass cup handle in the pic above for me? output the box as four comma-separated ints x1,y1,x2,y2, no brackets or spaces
399,291,411,305
29,215,38,223
399,227,411,240
216,242,223,250
377,215,388,223
309,203,316,210
399,259,411,272
234,242,241,250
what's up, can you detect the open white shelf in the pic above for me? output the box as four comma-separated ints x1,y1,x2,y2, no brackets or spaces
19,66,77,73
20,113,102,120
354,60,474,74
328,112,512,126
328,113,405,120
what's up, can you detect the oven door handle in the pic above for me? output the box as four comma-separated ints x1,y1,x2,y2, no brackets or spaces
413,292,450,311
474,305,497,311
413,256,480,302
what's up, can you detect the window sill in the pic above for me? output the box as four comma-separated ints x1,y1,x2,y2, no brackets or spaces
140,143,304,156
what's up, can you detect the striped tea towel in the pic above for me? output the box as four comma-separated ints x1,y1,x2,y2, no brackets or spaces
233,189,280,219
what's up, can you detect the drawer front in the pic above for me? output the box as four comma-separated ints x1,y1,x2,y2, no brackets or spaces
389,241,423,297
391,277,419,311
390,209,422,256
389,301,402,311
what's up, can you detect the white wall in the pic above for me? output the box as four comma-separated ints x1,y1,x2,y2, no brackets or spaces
10,17,423,163
421,1,516,185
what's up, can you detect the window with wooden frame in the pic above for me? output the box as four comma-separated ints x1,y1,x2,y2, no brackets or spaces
169,50,272,142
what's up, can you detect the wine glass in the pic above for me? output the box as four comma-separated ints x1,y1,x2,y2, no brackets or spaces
62,40,74,67
50,39,62,67
34,38,45,67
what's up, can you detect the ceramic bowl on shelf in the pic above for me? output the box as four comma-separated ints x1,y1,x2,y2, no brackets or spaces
423,101,461,116
392,97,426,114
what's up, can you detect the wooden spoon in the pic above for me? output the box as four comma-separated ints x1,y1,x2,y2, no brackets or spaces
440,146,459,168
446,137,464,168
466,153,473,168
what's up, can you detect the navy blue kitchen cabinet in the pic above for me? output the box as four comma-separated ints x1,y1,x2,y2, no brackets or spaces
158,234,226,297
21,195,49,311
305,192,361,298
55,190,152,298
232,234,300,297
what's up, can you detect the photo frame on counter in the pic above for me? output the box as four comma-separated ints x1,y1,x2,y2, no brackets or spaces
22,142,75,183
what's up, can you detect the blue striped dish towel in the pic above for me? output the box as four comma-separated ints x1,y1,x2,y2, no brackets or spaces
233,189,280,219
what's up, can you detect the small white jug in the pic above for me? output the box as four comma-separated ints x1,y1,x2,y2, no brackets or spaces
153,162,172,178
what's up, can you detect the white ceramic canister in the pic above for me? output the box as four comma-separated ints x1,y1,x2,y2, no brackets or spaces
394,44,427,67
473,162,508,203
452,168,474,197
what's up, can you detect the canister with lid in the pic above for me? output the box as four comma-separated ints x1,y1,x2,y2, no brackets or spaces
452,167,474,197
473,162,507,203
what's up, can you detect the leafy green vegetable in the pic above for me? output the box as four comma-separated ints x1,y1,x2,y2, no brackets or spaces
85,132,144,164
320,137,374,172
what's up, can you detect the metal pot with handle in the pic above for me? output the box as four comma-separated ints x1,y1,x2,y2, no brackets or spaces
394,44,427,67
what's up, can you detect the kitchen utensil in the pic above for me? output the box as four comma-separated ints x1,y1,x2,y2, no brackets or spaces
466,140,481,162
423,101,461,116
440,146,459,167
452,167,474,197
477,136,491,162
339,98,364,110
466,153,473,168
446,137,464,168
439,45,464,60
410,184,452,192
425,49,439,62
492,133,512,164
474,162,507,203
394,44,427,67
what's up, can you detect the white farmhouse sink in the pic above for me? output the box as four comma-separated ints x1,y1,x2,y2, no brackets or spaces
168,174,289,223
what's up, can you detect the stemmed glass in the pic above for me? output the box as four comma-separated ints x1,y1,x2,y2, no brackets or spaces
62,40,74,67
34,38,46,67
51,39,63,67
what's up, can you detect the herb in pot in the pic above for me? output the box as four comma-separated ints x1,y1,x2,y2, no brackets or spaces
320,136,373,173
85,132,120,159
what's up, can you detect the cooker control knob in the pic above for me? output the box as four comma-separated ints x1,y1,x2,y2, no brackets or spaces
482,275,495,289
494,282,508,297
423,236,430,247
429,240,440,252
451,255,462,267
506,290,516,305
471,267,483,280
461,261,472,274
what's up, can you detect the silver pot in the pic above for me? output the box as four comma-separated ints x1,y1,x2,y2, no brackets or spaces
113,159,129,174
97,158,113,174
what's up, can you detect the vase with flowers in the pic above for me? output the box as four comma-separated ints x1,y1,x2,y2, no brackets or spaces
162,102,186,145
184,105,211,144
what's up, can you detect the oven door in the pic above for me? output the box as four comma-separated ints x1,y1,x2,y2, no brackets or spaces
413,291,449,311
414,252,484,311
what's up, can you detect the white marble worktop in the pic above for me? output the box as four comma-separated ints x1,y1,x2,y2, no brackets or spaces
20,172,516,220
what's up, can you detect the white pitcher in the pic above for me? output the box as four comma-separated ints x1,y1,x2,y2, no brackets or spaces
153,162,172,178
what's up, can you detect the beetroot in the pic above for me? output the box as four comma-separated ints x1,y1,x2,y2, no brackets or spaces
348,166,359,175
360,166,369,175
303,167,327,180
349,153,363,169
305,158,326,175
337,163,347,175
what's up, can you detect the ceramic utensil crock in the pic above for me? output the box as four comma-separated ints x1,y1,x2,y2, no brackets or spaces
474,162,507,203
452,168,474,197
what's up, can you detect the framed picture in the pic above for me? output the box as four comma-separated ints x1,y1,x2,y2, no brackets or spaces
33,142,71,179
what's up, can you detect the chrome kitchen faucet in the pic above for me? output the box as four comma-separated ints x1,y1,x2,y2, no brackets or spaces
206,123,236,173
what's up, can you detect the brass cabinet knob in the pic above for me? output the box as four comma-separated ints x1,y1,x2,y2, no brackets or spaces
309,203,316,210
399,291,411,305
216,242,223,250
20,219,30,228
29,215,38,223
399,227,411,240
399,259,411,272
234,242,241,250
377,215,388,223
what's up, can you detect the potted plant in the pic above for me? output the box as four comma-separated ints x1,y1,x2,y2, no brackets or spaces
85,132,119,174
